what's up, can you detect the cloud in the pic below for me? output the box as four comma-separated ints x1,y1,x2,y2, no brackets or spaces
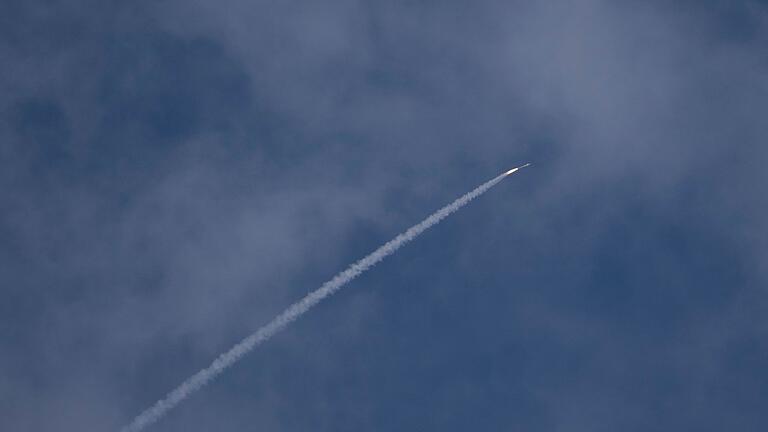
2,1,767,431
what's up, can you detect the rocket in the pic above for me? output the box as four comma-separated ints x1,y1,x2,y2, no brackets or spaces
504,163,531,176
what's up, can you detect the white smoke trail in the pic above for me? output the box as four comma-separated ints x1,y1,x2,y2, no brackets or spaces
121,168,522,432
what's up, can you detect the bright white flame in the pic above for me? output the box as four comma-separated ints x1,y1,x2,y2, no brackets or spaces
504,163,531,176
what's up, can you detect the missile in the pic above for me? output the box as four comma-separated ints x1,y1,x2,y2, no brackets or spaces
504,162,531,176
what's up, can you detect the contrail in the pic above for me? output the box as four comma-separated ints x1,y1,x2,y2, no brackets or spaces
120,165,529,432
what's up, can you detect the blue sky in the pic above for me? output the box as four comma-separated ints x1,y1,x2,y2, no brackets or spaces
2,1,767,431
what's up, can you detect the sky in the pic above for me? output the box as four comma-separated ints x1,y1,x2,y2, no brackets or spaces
2,1,767,431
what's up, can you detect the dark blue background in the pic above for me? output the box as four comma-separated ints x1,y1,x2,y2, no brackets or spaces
2,1,767,431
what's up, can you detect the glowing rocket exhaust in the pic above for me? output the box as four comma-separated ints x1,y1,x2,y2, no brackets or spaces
504,163,531,176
